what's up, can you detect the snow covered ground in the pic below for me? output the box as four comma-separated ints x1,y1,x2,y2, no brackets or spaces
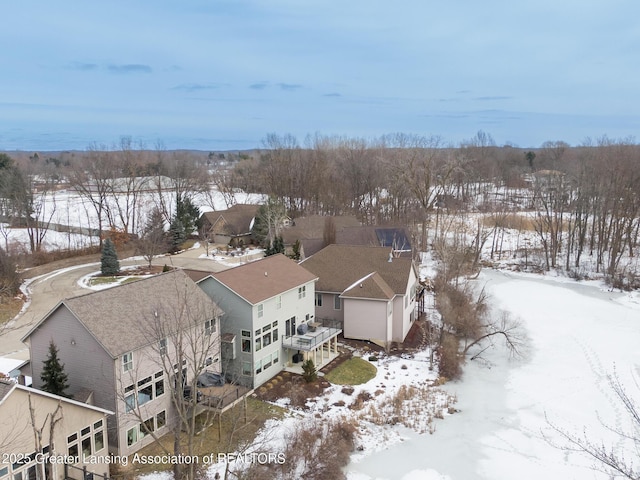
345,269,640,480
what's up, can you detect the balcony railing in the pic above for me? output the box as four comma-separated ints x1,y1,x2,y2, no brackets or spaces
282,326,341,351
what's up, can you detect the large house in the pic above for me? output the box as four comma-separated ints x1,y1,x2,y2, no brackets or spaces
0,378,112,480
195,254,341,388
301,245,419,348
199,204,260,246
21,270,222,456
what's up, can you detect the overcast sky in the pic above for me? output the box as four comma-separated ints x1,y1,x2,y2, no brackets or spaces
2,1,639,151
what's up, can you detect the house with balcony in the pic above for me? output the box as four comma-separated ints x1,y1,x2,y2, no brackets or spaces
301,245,419,348
0,378,113,480
21,270,222,456
195,254,341,388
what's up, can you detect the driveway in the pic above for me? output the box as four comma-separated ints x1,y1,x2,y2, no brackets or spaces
0,245,252,361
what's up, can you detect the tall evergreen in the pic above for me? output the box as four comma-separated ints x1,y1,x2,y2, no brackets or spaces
40,341,69,397
100,238,120,275
169,215,186,253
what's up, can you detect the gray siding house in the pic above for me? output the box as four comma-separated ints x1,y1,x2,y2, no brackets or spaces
196,254,340,388
21,270,222,456
301,245,419,348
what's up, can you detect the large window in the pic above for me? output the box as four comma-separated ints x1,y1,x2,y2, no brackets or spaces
127,427,137,447
241,330,251,353
272,321,279,342
122,352,133,372
137,376,153,406
242,362,251,376
298,286,306,299
315,293,322,307
125,370,164,411
334,295,342,310
205,318,216,336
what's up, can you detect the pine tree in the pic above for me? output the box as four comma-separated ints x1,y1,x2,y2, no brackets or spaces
290,239,301,260
302,359,317,383
169,216,186,253
40,341,69,397
100,238,120,276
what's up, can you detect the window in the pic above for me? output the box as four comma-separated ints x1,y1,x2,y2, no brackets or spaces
13,472,22,480
156,411,166,429
0,467,8,479
263,332,271,347
257,304,264,318
68,433,78,443
93,420,103,430
155,378,165,397
262,324,270,333
298,286,306,299
315,293,322,307
255,359,262,374
140,418,154,439
205,319,216,335
242,362,251,376
159,338,167,355
405,294,408,308
276,295,282,309
81,426,90,437
272,321,279,342
137,376,153,406
255,336,262,352
127,427,137,447
68,443,78,458
122,352,133,372
81,437,91,457
334,295,342,310
285,316,296,337
263,354,272,370
94,431,104,452
273,351,279,365
125,393,135,413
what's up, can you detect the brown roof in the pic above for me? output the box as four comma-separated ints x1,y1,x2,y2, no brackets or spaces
201,204,259,236
281,215,361,243
301,245,415,297
25,270,221,358
211,254,317,304
342,272,395,300
181,268,214,283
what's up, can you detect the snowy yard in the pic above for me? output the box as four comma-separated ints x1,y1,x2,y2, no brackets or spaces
345,269,640,480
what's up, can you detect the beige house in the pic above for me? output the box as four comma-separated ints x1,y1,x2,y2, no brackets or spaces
199,204,260,246
21,270,222,456
0,379,112,480
301,245,419,348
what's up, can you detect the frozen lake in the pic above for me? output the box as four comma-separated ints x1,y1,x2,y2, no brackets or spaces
346,269,640,480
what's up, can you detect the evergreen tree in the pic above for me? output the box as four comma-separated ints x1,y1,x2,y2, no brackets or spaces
290,239,301,261
100,238,120,275
302,359,317,383
265,235,285,257
176,194,200,237
169,215,186,253
40,341,69,397
139,207,168,266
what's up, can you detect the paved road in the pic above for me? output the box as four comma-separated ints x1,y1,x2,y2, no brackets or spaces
0,245,258,361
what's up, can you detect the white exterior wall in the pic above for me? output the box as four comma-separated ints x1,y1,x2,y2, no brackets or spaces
343,298,391,347
199,277,316,388
392,267,419,342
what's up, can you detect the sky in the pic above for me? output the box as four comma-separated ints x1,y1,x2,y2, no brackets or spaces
1,1,639,151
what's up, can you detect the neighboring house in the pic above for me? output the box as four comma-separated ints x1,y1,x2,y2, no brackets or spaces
21,270,222,456
301,245,419,348
281,215,412,259
199,204,260,246
0,378,113,480
195,254,341,388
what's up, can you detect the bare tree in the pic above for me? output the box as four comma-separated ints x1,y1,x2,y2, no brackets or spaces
28,394,63,480
546,370,640,479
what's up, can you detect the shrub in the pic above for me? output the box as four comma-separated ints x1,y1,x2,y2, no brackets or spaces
437,335,462,380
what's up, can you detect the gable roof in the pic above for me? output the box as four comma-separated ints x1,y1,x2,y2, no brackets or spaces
281,215,361,243
301,245,415,297
201,204,259,236
210,254,317,305
23,270,221,359
342,272,395,300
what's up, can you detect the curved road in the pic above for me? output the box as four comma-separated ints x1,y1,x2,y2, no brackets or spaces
1,246,255,361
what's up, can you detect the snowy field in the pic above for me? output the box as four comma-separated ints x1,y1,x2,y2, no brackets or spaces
345,269,640,480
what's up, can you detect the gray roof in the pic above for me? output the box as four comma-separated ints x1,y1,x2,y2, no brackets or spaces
301,245,415,298
27,270,221,358
0,379,16,403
